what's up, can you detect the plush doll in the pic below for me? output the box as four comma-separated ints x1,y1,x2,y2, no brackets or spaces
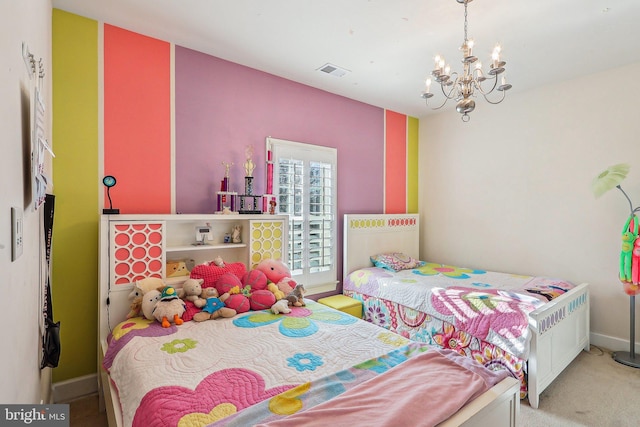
141,289,162,320
126,277,166,318
271,299,291,315
250,290,276,310
192,287,237,322
242,269,268,291
190,261,247,288
285,284,306,307
620,215,639,282
254,259,297,295
214,270,275,312
181,278,206,307
166,260,190,278
126,294,143,319
153,286,186,328
212,256,225,268
267,282,285,300
633,237,640,285
232,225,242,243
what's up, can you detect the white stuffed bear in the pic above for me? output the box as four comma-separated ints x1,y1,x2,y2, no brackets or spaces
271,299,291,315
181,278,206,307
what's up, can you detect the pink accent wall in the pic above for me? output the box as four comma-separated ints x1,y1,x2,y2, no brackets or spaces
384,110,407,213
104,25,171,214
174,46,384,217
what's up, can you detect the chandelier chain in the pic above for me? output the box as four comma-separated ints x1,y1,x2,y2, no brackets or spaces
463,1,468,42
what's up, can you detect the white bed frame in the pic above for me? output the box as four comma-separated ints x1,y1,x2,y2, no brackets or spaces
97,284,520,427
343,213,590,409
96,216,521,427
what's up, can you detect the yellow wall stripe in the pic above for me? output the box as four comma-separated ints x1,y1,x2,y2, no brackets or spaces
407,116,419,213
52,9,99,382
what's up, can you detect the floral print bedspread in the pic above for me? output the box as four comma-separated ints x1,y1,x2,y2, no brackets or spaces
343,264,575,359
103,301,415,427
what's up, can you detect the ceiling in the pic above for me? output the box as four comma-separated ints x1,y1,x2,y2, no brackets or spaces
51,0,640,118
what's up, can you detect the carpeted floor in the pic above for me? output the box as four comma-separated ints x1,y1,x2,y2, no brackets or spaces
68,346,639,426
67,393,108,426
520,346,640,427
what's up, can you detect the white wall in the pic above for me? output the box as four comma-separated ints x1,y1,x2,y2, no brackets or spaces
0,0,53,403
419,61,640,352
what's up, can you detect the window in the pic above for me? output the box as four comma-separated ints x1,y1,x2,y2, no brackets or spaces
268,137,337,293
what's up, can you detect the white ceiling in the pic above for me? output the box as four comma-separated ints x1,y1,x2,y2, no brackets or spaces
51,0,640,118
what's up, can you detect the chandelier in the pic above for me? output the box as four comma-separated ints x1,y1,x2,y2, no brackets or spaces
421,0,512,122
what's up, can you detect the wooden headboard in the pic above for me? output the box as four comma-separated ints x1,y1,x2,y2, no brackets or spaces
343,214,420,278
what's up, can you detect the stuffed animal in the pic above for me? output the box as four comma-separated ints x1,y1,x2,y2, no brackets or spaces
232,225,242,243
285,284,306,307
620,215,639,282
633,237,640,286
181,278,206,307
141,289,162,320
214,270,275,312
271,299,291,315
267,282,285,300
192,287,237,322
212,256,225,268
254,259,297,295
250,290,276,310
127,277,166,318
166,260,190,278
126,295,143,319
190,261,247,288
153,287,186,328
242,269,268,291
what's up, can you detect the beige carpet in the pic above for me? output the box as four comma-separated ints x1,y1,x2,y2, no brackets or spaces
519,346,640,426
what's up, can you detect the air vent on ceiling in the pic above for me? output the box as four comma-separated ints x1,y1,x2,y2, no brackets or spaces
317,63,350,77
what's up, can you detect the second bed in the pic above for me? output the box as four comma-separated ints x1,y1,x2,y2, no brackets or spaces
343,213,590,408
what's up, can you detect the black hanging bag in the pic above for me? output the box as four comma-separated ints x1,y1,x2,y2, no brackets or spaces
41,194,60,369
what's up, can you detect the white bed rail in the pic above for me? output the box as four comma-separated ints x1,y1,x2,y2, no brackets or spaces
527,282,590,408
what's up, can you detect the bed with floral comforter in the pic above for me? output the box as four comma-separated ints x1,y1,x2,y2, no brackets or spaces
103,300,508,427
343,263,575,398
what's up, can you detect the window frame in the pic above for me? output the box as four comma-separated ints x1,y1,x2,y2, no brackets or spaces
267,137,338,294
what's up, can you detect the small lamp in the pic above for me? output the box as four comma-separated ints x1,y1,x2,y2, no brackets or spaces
102,175,120,214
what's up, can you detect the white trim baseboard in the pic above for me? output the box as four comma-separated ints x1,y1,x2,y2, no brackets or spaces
590,331,640,353
52,373,98,403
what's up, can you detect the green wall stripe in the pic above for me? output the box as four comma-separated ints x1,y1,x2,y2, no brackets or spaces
407,116,419,213
52,9,99,382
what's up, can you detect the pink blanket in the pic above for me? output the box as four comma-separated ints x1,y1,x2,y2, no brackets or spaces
256,349,508,427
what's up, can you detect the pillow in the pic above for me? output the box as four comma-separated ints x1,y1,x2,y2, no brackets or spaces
370,252,424,272
190,261,247,288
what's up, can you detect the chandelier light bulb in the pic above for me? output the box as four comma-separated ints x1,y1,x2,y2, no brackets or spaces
464,39,474,57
